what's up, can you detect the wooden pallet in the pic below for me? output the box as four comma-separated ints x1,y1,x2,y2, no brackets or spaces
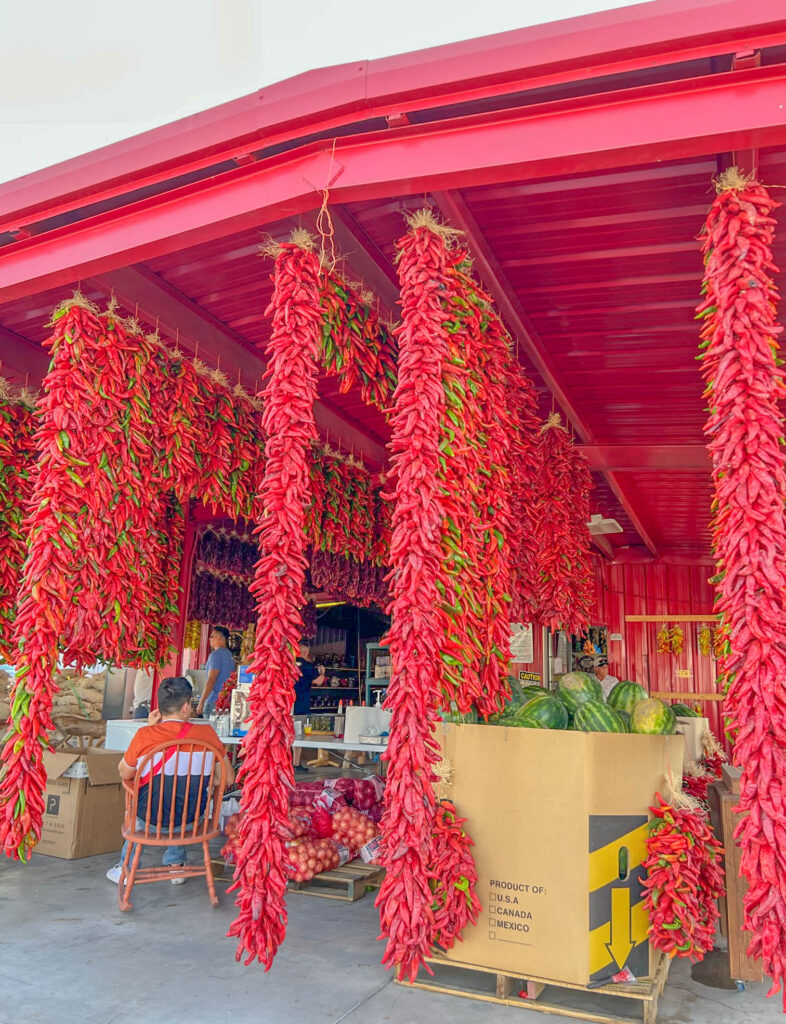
398,953,670,1024
287,861,384,902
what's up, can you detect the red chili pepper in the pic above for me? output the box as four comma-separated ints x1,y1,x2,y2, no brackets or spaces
642,794,725,962
428,799,481,950
227,237,322,968
531,415,593,635
376,215,451,983
0,385,37,663
698,172,786,1007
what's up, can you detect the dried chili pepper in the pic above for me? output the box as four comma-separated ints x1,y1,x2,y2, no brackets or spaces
505,360,541,625
475,310,515,717
319,270,398,409
227,235,322,967
1,299,157,856
641,794,724,961
433,248,486,712
428,799,481,951
531,414,593,635
698,169,786,1005
376,213,451,982
0,384,37,662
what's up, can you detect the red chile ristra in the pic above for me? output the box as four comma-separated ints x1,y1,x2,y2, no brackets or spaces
505,361,541,625
428,799,481,951
532,415,593,636
376,214,451,981
475,311,515,718
698,170,786,1006
641,794,724,961
1,300,159,857
227,237,322,967
0,387,37,663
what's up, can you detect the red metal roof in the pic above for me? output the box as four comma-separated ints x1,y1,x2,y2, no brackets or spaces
1,0,785,562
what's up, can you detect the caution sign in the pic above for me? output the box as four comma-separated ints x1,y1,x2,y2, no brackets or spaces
588,815,649,980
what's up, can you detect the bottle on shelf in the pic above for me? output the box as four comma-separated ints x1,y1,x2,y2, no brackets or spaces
334,700,345,739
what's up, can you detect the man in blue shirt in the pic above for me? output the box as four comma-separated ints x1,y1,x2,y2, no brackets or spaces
293,641,320,774
196,626,236,718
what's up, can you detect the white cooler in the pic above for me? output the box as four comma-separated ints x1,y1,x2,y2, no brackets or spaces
104,718,148,753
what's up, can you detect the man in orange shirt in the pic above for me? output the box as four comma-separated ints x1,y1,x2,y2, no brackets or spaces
106,676,235,885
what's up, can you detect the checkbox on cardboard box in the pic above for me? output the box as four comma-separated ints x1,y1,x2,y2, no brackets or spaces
489,919,496,928
489,892,496,901
489,931,497,940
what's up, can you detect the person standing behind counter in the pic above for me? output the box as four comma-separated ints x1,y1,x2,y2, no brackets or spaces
196,626,236,718
293,641,322,774
594,658,619,700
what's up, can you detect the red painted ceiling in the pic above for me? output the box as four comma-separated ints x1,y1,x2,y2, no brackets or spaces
2,5,784,563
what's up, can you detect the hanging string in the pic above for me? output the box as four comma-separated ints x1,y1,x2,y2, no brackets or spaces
315,138,338,273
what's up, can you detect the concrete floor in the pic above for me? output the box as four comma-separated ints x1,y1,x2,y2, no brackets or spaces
0,851,780,1024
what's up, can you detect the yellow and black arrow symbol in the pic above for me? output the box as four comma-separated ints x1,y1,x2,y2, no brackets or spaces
606,888,635,970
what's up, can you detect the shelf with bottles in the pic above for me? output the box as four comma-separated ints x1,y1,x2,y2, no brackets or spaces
365,678,391,707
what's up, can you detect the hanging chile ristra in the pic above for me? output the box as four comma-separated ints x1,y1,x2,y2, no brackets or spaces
1,298,155,857
228,233,322,967
149,342,204,503
143,497,185,667
434,249,492,714
428,799,482,952
641,795,724,961
376,212,451,981
475,311,515,717
0,385,37,662
697,169,786,1005
319,269,398,409
505,360,541,625
532,414,593,635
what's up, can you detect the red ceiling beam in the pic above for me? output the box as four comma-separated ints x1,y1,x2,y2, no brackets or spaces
90,267,388,467
578,445,710,471
434,188,660,557
2,63,786,302
2,0,784,235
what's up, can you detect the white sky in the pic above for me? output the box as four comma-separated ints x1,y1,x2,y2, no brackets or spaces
1,0,643,185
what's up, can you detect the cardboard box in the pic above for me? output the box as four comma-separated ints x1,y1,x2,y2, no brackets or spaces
39,749,125,859
438,723,684,986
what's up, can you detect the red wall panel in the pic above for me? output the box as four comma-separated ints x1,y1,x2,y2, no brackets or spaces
590,560,725,748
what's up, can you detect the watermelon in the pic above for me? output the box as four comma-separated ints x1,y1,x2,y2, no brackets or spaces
573,700,627,733
522,685,548,703
671,703,701,718
607,680,648,716
513,717,548,729
439,703,479,725
617,710,631,732
507,675,526,703
630,698,676,735
556,672,602,714
513,694,569,730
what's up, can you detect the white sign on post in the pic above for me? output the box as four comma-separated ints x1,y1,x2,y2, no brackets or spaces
510,623,534,664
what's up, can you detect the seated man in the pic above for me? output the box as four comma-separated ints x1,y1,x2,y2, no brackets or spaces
106,675,235,885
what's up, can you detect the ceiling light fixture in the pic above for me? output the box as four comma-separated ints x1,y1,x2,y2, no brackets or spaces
587,513,623,536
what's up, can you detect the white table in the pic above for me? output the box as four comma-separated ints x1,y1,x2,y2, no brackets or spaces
292,738,387,753
293,736,387,771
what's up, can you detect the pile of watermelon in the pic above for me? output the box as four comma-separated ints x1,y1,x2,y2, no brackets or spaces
484,672,677,735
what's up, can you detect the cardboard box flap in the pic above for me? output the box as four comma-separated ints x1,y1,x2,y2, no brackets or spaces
43,751,83,780
82,749,123,785
42,749,121,785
